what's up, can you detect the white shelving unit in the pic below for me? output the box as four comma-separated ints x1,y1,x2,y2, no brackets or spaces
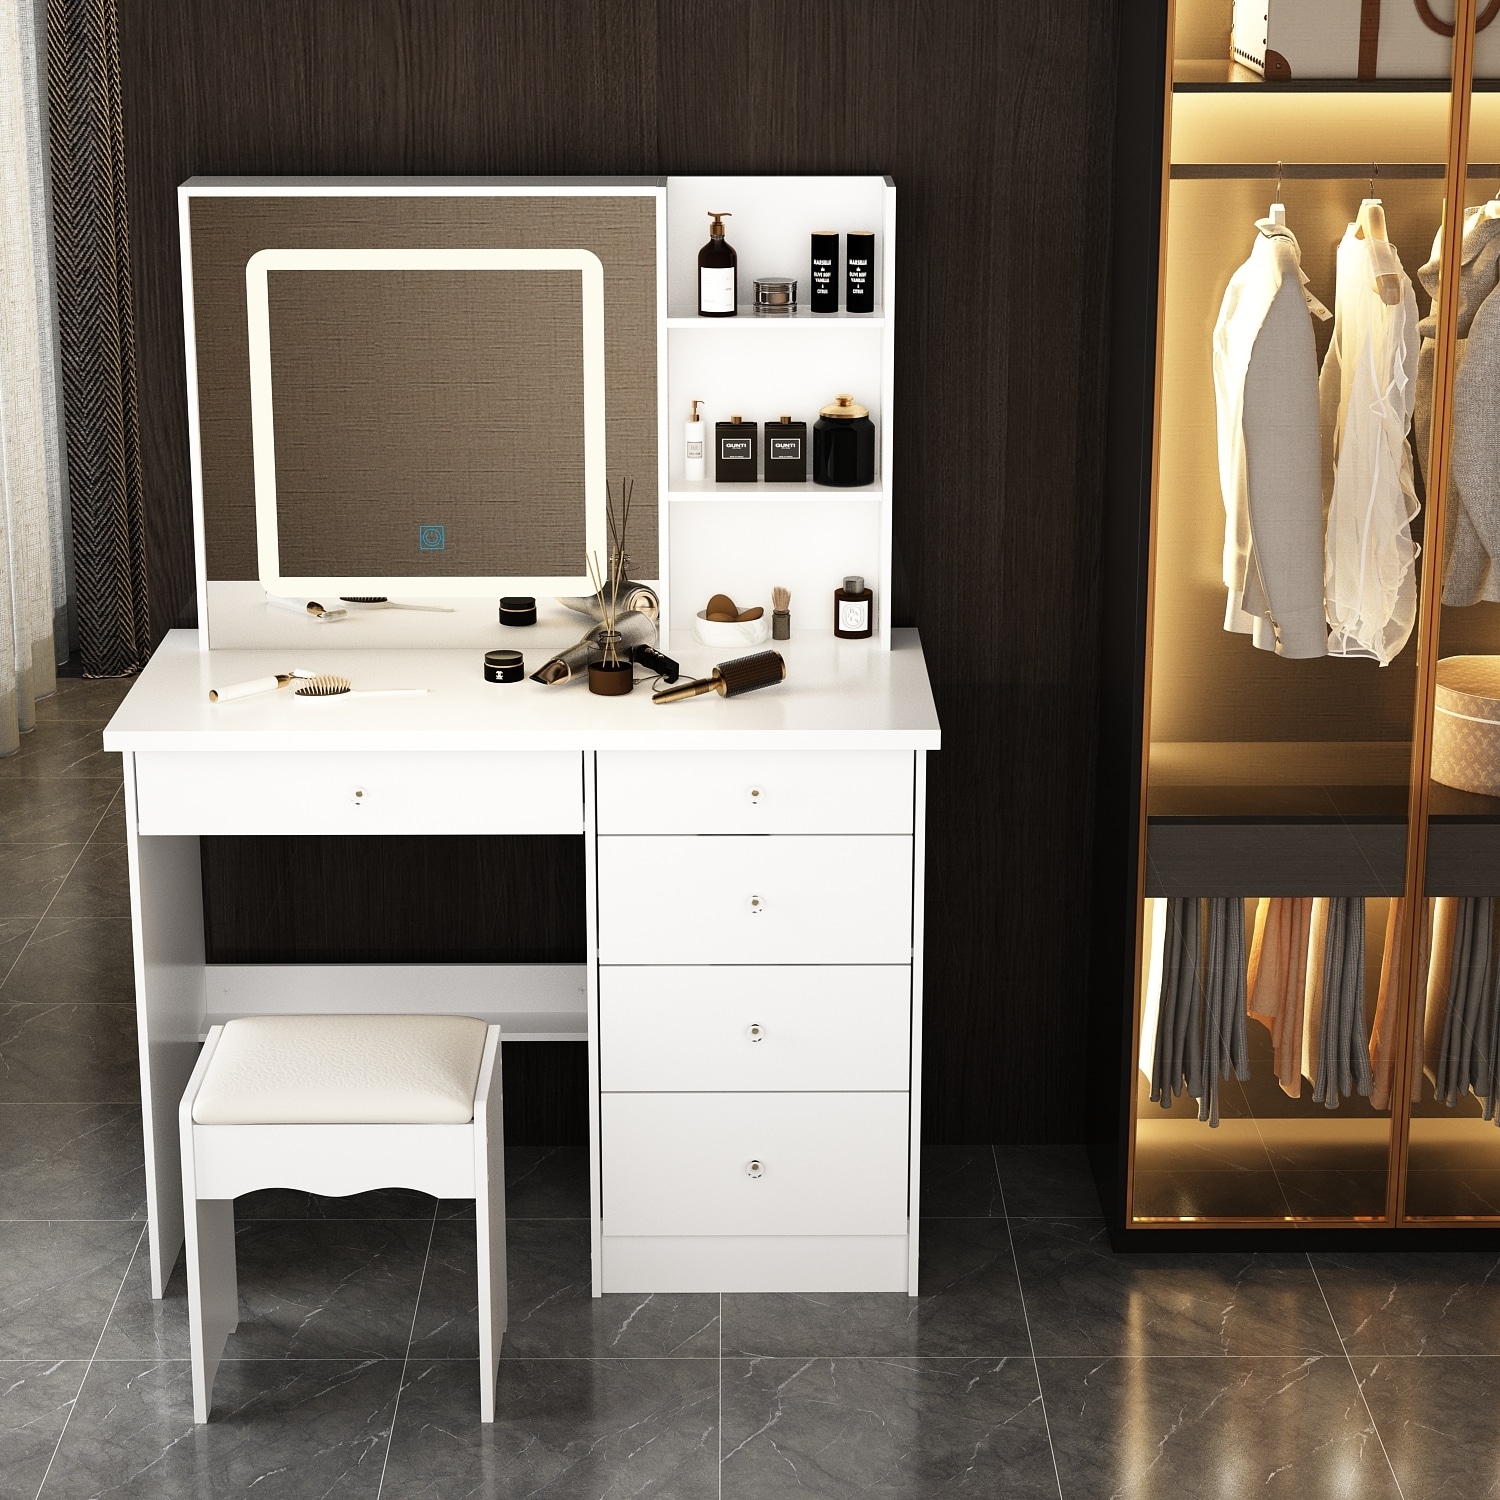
661,176,896,649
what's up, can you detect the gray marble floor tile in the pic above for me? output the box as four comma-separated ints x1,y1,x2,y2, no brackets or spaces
411,1218,720,1360
235,1187,438,1220
0,1103,145,1219
0,722,121,780
0,780,118,844
95,1245,191,1360
379,1357,718,1499
0,1003,140,1103
722,1218,1030,1358
996,1145,1102,1217
1011,1218,1340,1356
32,676,135,724
1040,1354,1399,1499
1354,1355,1500,1498
0,1360,85,1500
504,1144,589,1218
0,1220,142,1358
44,1358,397,1497
1311,1249,1500,1355
221,1217,434,1359
1,917,136,1005
721,1355,1057,1499
0,845,81,922
919,1144,1004,1217
46,844,130,920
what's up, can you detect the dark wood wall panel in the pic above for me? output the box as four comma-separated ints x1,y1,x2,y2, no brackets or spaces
119,0,1119,1143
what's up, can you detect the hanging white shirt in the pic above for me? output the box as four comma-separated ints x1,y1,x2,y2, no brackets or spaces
1213,222,1329,658
1320,220,1420,666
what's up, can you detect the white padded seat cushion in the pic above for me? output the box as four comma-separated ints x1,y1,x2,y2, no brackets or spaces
192,1014,490,1125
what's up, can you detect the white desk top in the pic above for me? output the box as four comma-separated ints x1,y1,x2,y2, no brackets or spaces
104,629,940,753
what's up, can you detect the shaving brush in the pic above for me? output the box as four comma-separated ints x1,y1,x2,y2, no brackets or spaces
652,650,786,705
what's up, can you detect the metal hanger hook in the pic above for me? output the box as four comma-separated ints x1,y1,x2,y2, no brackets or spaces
1370,161,1378,199
1275,160,1283,198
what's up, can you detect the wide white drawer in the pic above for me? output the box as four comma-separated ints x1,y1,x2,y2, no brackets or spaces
132,750,583,835
601,1092,909,1236
599,965,910,1092
595,749,913,834
597,835,912,964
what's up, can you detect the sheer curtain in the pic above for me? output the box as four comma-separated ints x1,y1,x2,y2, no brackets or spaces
0,0,64,754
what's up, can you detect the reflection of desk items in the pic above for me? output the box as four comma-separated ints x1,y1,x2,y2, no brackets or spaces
112,175,934,1303
339,596,456,613
266,594,347,622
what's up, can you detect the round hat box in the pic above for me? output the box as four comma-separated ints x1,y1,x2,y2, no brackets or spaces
1433,656,1500,796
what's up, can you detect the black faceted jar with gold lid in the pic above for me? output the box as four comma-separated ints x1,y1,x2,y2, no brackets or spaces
812,393,875,487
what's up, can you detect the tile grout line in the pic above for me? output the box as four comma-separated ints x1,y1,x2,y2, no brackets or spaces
993,1145,1065,1500
1,784,124,996
1306,1255,1407,1500
32,1221,147,1500
374,1199,441,1499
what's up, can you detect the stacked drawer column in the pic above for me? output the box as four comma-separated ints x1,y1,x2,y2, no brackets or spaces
592,749,921,1293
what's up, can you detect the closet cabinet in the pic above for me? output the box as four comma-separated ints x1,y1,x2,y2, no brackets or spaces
1094,0,1500,1243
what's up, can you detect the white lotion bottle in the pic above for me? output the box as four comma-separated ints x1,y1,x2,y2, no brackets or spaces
685,399,706,481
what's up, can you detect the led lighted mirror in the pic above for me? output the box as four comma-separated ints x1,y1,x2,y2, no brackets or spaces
245,247,607,598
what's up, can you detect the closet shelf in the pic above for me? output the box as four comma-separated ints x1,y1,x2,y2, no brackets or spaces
1173,69,1464,94
665,307,885,327
668,480,883,500
1170,162,1499,180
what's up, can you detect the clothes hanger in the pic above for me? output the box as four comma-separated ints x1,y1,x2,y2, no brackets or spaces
1268,161,1286,228
1355,164,1404,306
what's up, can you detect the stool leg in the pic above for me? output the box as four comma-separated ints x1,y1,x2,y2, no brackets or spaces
186,1198,238,1423
474,1043,507,1423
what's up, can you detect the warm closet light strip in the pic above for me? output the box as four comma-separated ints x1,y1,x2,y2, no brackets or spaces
1170,162,1499,179
1388,0,1478,1229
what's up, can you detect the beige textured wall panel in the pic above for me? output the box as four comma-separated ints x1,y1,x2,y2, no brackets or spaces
189,193,658,582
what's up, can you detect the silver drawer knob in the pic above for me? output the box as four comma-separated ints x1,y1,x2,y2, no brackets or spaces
747,1023,765,1042
351,787,367,807
746,1159,765,1178
747,894,765,916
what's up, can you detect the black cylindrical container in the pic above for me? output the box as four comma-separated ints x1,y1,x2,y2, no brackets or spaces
813,394,876,487
499,596,537,627
484,649,525,683
810,231,839,313
845,231,875,313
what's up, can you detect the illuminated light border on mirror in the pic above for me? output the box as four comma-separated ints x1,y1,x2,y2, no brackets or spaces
245,246,607,598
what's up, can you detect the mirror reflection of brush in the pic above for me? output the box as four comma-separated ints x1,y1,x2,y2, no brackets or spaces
652,651,786,705
208,668,317,703
338,597,456,612
265,594,348,622
292,674,428,700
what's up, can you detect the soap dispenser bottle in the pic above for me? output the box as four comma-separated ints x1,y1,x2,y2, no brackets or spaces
698,212,737,317
685,399,706,481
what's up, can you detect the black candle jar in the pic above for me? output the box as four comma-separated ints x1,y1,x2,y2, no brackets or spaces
812,394,875,487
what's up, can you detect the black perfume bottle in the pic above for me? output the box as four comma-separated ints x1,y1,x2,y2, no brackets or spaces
810,231,839,313
764,417,807,482
715,416,758,481
698,212,737,317
845,231,875,313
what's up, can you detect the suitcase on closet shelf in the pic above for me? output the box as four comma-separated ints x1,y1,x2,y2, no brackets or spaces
1231,0,1500,80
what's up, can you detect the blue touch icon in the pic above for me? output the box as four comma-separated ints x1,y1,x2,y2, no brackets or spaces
419,525,446,551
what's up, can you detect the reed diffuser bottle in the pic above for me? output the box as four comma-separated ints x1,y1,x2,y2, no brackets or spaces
698,212,737,317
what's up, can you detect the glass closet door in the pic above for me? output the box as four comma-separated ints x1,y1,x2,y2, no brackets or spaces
1129,0,1459,1227
1402,19,1500,1223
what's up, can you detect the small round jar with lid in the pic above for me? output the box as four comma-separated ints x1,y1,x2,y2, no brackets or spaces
813,394,875,487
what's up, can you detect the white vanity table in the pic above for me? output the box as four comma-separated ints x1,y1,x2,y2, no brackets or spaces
104,628,939,1298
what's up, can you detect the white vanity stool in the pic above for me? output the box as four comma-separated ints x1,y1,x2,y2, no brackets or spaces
178,1013,506,1422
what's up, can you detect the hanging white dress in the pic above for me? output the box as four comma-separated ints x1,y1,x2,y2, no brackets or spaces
1213,221,1329,658
1319,221,1421,665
